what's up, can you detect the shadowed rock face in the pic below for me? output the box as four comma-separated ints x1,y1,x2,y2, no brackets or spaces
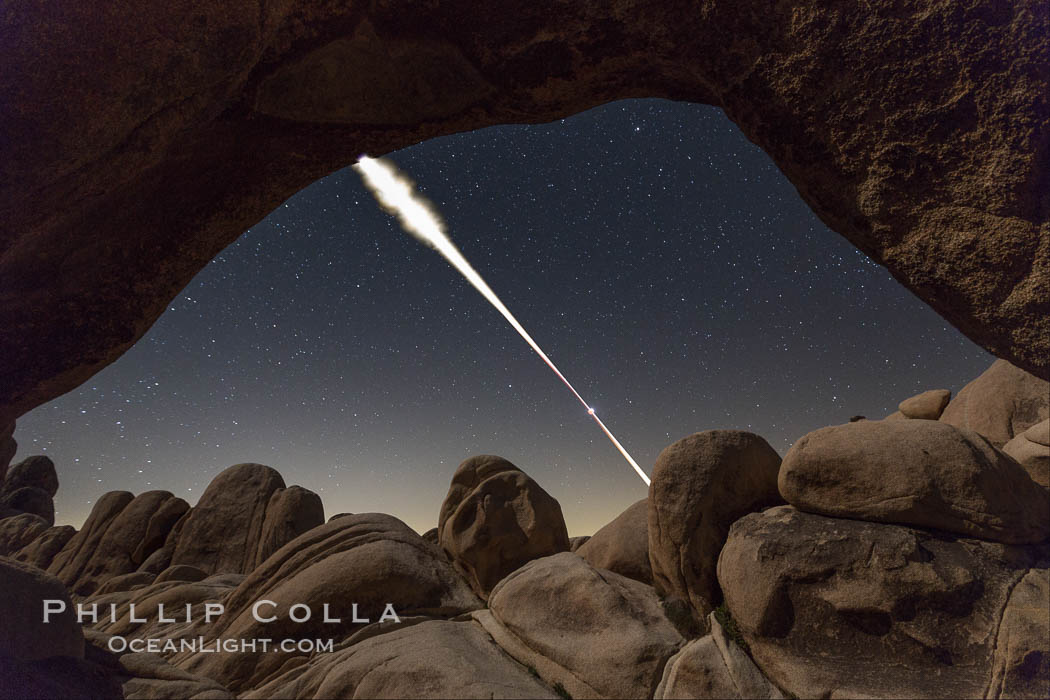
0,1,1047,424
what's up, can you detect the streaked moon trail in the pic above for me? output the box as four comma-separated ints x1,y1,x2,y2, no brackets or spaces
353,155,651,486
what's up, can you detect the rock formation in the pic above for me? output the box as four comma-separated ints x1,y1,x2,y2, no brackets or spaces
779,419,1050,544
1,1,1047,434
0,513,50,557
0,455,58,524
48,491,188,596
484,551,685,699
169,463,324,576
648,430,783,625
898,388,952,420
175,512,481,692
577,498,652,584
438,456,569,599
940,359,1049,447
11,524,76,570
246,620,560,700
655,612,783,699
717,505,1047,699
0,557,83,662
1003,418,1050,488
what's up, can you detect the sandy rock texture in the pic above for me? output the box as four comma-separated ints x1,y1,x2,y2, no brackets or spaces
577,498,652,584
717,505,1048,699
779,419,1050,544
655,612,783,699
899,389,952,419
49,490,189,596
175,512,481,692
648,430,783,624
438,455,569,599
485,551,685,699
940,359,1049,447
1,1,1047,429
245,620,560,700
1003,418,1050,488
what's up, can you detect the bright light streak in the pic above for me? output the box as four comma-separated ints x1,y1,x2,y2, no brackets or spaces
353,155,651,486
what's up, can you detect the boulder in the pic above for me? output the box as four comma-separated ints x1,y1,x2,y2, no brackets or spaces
898,389,951,419
246,620,559,699
655,612,784,699
648,431,783,623
1024,419,1050,446
577,498,652,584
129,495,189,567
0,486,55,525
940,360,1049,447
421,527,439,544
48,491,135,591
52,490,185,596
250,484,324,570
716,505,1047,699
569,535,591,551
485,551,684,699
175,513,482,691
137,510,190,575
779,420,1050,544
987,568,1050,698
0,512,49,556
2,455,58,497
0,556,84,662
438,455,569,598
1003,418,1050,488
170,463,322,575
12,524,76,569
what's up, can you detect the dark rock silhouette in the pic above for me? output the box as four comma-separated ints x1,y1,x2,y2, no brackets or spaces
0,513,50,557
2,456,58,497
11,524,75,569
1,2,1047,432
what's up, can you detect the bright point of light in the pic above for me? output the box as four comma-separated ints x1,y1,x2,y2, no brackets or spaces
353,155,651,487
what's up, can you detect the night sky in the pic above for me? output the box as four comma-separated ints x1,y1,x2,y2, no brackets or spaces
15,99,994,536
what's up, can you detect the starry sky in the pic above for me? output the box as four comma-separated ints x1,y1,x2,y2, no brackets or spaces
15,99,994,536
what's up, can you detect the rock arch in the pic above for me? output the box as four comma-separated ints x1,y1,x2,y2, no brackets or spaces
1,1,1047,424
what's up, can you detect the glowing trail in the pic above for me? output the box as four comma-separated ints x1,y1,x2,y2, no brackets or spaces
353,155,651,486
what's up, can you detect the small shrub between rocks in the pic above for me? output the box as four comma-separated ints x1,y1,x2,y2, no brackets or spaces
714,602,749,654
553,681,572,699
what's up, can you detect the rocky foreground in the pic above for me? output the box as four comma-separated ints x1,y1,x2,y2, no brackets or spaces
0,358,1047,699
